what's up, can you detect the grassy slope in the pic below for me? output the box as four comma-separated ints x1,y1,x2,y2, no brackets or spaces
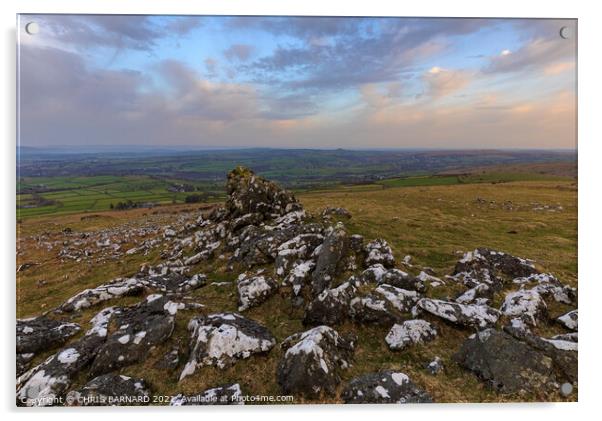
16,179,577,404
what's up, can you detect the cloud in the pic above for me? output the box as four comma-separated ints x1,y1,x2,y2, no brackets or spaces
223,44,254,62
422,67,471,98
28,15,203,52
241,18,489,92
483,33,575,75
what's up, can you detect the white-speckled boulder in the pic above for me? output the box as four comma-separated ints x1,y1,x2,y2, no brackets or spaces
414,298,500,329
180,313,275,380
277,326,354,398
385,320,437,351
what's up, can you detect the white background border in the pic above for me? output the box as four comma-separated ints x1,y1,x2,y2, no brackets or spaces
2,0,600,418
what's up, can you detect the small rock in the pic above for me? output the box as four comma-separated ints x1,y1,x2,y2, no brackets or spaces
342,371,432,404
385,320,437,351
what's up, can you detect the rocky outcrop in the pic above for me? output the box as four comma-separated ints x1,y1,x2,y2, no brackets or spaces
342,371,432,404
225,166,301,219
277,326,354,397
180,313,275,380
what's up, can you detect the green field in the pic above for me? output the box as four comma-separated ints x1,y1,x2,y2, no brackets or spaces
17,169,574,220
17,176,224,219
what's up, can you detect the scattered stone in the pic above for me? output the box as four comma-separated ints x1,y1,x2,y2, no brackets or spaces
170,384,243,406
180,313,275,379
414,298,500,329
385,320,437,351
342,371,432,404
277,326,354,398
364,239,395,268
321,207,352,219
17,317,81,354
65,374,150,406
236,272,278,311
557,310,578,331
425,357,444,375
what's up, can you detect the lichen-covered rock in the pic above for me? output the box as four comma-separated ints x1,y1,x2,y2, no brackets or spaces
504,324,577,383
414,298,500,329
147,272,207,293
455,283,492,305
17,317,81,354
236,272,278,311
58,278,146,312
342,371,432,404
283,260,315,297
311,223,349,295
170,383,243,406
17,353,35,377
385,320,437,351
65,374,150,406
89,295,180,377
16,307,115,406
374,284,421,312
275,233,323,277
359,264,387,284
500,289,547,326
304,280,357,326
277,326,354,397
454,329,556,393
364,239,395,268
180,313,275,379
454,248,538,280
380,269,425,292
225,166,301,219
557,310,578,331
349,295,401,325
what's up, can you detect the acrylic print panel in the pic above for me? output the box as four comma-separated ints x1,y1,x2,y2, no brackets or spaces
16,14,577,407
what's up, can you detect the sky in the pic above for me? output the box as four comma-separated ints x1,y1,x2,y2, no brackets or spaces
17,15,577,149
